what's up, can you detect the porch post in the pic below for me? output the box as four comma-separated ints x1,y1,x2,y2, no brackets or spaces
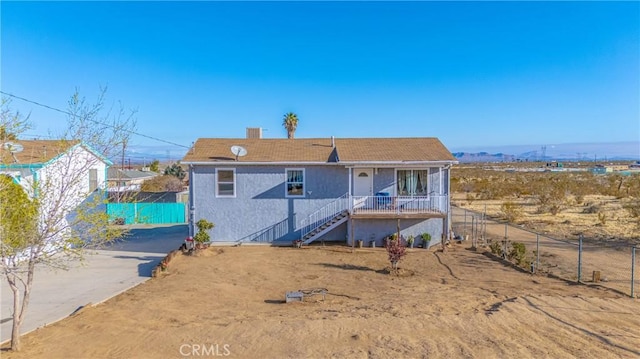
396,218,400,244
350,217,355,250
348,167,352,196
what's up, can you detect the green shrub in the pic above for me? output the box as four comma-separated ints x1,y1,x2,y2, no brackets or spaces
194,219,215,243
489,241,503,257
508,242,529,267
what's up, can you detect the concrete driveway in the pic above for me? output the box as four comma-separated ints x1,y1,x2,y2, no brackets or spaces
0,224,188,344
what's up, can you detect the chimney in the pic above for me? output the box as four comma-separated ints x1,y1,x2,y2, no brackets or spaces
246,127,262,139
331,136,335,148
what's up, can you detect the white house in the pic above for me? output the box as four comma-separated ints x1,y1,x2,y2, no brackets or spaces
0,140,111,246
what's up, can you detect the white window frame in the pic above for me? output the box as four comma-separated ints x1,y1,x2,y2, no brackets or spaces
285,168,305,198
216,168,236,198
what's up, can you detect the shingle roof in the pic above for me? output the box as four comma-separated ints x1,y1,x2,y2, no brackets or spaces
0,140,78,165
183,138,338,163
182,137,456,164
336,138,456,162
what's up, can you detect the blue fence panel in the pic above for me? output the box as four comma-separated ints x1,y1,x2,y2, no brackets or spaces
106,203,186,224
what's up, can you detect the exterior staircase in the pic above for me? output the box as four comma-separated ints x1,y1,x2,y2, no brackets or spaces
301,210,349,244
299,193,350,245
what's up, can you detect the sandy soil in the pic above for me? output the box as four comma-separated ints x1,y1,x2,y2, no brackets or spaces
3,245,639,359
452,193,640,243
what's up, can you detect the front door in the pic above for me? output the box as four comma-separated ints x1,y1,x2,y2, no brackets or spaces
353,168,373,196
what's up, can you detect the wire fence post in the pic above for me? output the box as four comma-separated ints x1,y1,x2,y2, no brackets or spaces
632,246,636,298
577,235,583,283
536,234,540,273
463,209,467,238
503,223,508,258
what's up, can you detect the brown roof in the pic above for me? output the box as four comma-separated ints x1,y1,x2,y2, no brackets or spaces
183,137,455,164
336,138,456,162
0,140,79,165
183,138,338,163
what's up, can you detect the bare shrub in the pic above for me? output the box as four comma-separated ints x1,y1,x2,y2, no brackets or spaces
466,193,475,205
623,199,640,218
583,203,601,214
500,201,523,222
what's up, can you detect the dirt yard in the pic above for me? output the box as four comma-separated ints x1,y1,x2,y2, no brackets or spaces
3,244,639,358
452,193,640,243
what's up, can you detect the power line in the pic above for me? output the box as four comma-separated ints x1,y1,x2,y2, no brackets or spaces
1,90,190,149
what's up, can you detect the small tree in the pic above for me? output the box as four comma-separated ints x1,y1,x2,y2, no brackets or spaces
1,88,135,351
385,236,407,271
194,219,215,244
149,159,160,173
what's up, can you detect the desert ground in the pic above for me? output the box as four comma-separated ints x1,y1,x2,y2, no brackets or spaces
3,244,639,358
452,193,639,243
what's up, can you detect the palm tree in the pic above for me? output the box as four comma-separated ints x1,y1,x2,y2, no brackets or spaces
282,112,298,139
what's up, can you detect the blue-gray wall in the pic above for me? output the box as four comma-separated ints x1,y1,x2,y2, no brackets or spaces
348,217,444,248
191,165,349,242
191,164,451,243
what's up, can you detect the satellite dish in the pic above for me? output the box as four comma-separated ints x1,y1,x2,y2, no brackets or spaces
2,142,23,163
230,145,247,161
3,142,24,153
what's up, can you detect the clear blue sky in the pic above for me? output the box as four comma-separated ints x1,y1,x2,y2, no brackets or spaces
2,1,639,154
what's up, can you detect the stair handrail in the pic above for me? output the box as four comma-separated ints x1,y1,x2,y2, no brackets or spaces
300,192,350,240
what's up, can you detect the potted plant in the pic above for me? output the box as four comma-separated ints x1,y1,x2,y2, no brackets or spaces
194,219,215,249
421,232,431,249
407,235,415,249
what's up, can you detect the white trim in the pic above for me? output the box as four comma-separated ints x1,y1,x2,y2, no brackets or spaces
285,168,305,198
215,168,236,198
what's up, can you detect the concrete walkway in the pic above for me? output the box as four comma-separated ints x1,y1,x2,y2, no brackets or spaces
0,224,188,343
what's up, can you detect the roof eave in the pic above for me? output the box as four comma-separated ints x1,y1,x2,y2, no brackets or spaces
341,160,458,167
181,161,338,166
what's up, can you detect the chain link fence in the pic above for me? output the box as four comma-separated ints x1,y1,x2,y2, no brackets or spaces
451,206,638,298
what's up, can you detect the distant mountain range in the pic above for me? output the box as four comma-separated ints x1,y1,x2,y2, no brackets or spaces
451,141,639,163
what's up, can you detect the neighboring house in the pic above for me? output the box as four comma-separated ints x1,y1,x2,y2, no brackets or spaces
182,136,458,246
106,167,158,191
0,139,111,241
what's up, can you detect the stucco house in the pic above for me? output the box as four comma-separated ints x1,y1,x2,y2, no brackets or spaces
182,136,457,247
0,140,111,236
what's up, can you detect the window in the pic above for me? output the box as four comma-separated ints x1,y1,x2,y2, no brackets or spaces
396,169,429,196
89,169,98,192
285,169,305,197
216,168,235,197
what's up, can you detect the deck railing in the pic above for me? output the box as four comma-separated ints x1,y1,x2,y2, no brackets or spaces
299,193,350,241
351,195,447,215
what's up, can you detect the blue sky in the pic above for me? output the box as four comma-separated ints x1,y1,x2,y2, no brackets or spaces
2,1,639,157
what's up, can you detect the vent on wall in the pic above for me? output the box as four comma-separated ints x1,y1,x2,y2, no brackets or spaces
246,127,262,139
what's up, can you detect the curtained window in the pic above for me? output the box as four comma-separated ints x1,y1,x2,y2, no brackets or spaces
397,169,429,196
286,169,305,197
